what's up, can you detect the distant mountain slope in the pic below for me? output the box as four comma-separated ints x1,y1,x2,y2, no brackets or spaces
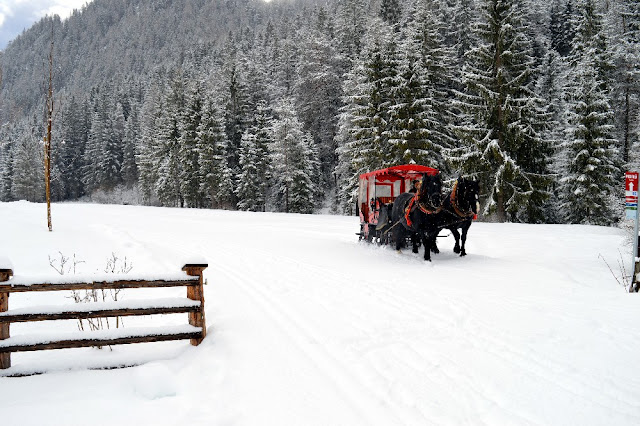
0,0,322,121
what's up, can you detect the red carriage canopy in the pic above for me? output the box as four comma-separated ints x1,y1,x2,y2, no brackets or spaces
359,165,439,182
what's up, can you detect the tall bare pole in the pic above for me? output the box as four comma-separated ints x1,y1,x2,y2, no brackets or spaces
44,26,54,232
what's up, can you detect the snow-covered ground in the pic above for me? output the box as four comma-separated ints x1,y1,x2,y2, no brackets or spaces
0,201,639,426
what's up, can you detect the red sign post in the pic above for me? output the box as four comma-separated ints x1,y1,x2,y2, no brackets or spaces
627,172,639,291
626,172,639,218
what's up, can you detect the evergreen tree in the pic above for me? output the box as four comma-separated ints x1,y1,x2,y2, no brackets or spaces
569,0,614,91
294,28,343,191
335,53,381,213
335,0,368,61
380,0,403,27
394,0,454,171
199,95,234,209
561,62,620,225
271,99,318,213
121,102,139,187
236,130,262,211
253,100,274,211
560,0,620,224
338,21,399,179
11,127,44,202
224,60,252,176
179,81,204,208
101,101,125,188
155,73,184,207
443,0,478,72
138,80,164,205
0,128,14,201
289,131,319,213
550,0,576,57
58,97,88,199
537,49,567,223
453,0,554,222
83,105,107,193
612,0,640,165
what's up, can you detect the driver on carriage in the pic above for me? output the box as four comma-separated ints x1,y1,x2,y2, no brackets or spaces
409,180,421,194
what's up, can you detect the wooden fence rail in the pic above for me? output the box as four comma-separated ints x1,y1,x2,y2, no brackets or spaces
0,263,207,370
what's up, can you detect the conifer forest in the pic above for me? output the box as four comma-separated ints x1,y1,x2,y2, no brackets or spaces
0,0,638,225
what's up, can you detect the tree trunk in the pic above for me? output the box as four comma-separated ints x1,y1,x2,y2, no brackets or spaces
44,28,54,232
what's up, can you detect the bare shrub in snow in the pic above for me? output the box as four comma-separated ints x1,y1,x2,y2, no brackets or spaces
49,252,133,346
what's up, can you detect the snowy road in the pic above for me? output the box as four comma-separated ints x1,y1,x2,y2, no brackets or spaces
1,201,639,425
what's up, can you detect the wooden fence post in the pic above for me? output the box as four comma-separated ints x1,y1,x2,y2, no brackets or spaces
182,264,207,346
0,267,13,369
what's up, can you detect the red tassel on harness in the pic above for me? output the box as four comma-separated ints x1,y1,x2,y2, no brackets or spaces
404,195,418,228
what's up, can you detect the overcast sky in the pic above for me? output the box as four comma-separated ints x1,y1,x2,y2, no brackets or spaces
0,0,91,50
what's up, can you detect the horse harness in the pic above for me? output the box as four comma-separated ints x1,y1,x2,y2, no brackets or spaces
449,181,476,219
403,181,475,230
404,192,441,228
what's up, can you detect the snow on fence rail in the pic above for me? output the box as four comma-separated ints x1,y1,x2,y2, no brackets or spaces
0,263,207,370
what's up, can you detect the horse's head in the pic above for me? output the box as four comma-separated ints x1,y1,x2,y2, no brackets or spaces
456,176,480,215
419,173,443,207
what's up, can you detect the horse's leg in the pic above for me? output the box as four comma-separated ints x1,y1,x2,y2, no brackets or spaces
450,227,461,253
430,229,440,254
411,232,420,253
459,221,471,256
393,225,404,251
421,231,432,261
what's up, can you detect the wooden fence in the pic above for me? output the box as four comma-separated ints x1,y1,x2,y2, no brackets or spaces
0,264,207,370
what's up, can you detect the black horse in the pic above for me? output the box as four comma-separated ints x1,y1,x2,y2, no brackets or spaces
433,177,480,257
390,173,443,261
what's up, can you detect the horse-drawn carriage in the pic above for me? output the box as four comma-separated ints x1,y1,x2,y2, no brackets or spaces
357,164,480,261
357,164,439,244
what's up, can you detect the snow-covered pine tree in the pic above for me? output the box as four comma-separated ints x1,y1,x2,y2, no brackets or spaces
560,0,620,225
217,158,236,210
253,100,273,212
224,59,252,178
83,104,107,193
236,130,262,211
335,0,368,61
294,28,343,192
335,22,398,213
380,0,403,27
536,48,567,223
1,129,12,202
442,0,478,72
350,20,399,170
101,101,125,189
199,94,234,209
550,0,577,57
288,131,319,213
0,132,12,201
179,80,204,208
155,72,185,207
271,99,318,213
452,0,554,223
137,79,164,205
11,125,44,202
58,96,88,199
394,0,455,172
561,61,620,225
569,0,614,91
611,0,640,165
121,102,139,187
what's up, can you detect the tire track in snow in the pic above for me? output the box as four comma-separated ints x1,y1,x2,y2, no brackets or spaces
213,259,420,426
212,242,512,424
